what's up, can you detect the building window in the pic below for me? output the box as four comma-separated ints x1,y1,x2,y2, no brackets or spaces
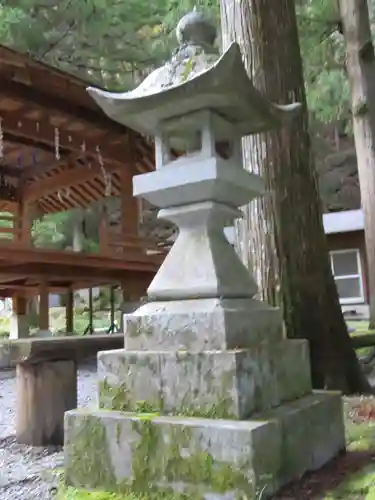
329,249,364,304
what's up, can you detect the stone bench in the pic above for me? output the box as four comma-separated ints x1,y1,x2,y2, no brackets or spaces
0,334,124,446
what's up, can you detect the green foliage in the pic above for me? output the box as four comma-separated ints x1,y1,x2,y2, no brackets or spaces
297,0,375,126
31,208,101,252
0,0,173,89
296,0,349,123
32,213,68,249
323,464,375,499
0,0,218,90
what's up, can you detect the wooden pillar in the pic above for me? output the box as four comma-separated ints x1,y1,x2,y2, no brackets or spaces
16,360,77,446
14,201,34,246
110,285,115,331
119,167,139,241
12,295,27,316
99,208,110,255
120,286,142,332
88,287,93,334
66,289,74,334
10,295,29,339
39,281,49,335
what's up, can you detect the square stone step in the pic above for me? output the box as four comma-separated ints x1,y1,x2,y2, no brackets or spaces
98,339,311,418
124,297,283,351
64,391,345,498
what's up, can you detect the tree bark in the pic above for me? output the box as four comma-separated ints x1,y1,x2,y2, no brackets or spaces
220,0,371,393
219,2,279,305
339,0,375,330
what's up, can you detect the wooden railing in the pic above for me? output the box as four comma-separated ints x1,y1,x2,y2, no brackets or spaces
99,218,170,260
0,214,171,259
0,213,21,243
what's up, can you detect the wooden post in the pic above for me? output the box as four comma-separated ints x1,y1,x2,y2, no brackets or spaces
120,287,141,332
16,360,77,446
99,206,110,255
39,281,49,334
66,289,74,333
110,285,115,332
119,166,139,246
88,287,93,334
10,295,29,339
14,201,34,246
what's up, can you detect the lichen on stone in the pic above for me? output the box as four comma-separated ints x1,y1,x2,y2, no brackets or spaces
99,376,236,420
99,379,131,412
65,415,116,490
128,418,253,498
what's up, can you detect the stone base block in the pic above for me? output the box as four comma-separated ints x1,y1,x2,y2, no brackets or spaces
98,340,311,418
258,390,345,484
64,392,345,498
37,329,53,338
124,297,283,351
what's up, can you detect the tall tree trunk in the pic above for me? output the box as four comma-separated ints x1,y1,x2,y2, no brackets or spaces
339,0,375,330
220,0,371,393
219,8,279,305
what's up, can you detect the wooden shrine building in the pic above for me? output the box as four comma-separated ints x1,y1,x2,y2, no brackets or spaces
0,44,163,337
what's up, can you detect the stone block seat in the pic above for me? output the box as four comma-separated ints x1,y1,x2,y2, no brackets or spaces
0,334,123,446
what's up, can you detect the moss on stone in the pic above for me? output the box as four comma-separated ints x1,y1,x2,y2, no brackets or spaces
131,417,161,489
172,400,235,419
163,437,250,494
99,380,131,412
134,400,161,414
65,415,116,490
65,411,256,499
58,484,192,499
128,417,253,498
99,376,235,418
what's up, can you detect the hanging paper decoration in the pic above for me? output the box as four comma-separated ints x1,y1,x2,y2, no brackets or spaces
54,128,60,160
36,122,40,133
96,145,104,169
0,118,4,161
105,173,112,197
96,145,111,197
57,190,63,203
81,140,86,153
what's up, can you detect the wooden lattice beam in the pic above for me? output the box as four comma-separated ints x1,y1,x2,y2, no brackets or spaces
0,108,129,163
0,164,22,178
0,76,126,134
21,160,124,202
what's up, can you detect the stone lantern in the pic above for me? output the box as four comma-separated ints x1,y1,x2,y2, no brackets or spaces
64,9,345,498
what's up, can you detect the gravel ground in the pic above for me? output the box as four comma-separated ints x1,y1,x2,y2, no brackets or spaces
0,362,98,500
